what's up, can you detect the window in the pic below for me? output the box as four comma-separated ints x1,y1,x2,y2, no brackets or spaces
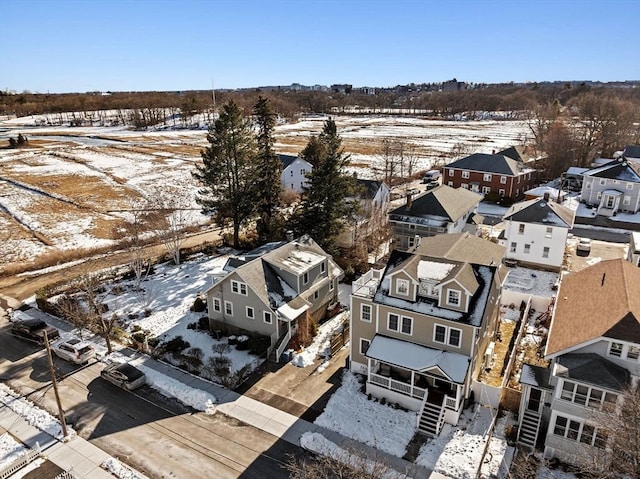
396,279,409,295
561,380,618,409
596,191,602,200
246,306,255,319
518,224,525,234
448,169,454,176
388,313,399,331
623,196,631,206
543,247,550,258
567,419,580,440
321,261,326,273
300,169,305,175
461,183,468,190
545,227,552,238
524,244,531,254
313,290,319,300
626,183,634,190
433,324,462,347
360,338,370,355
361,304,372,322
499,189,505,196
213,298,221,312
263,311,272,324
510,242,517,253
553,415,605,447
401,316,412,335
329,279,334,291
609,342,623,357
231,280,247,296
447,181,453,187
553,415,568,436
483,173,492,182
599,178,606,186
303,272,309,284
462,171,470,179
500,176,507,184
291,170,294,177
627,345,640,360
482,186,491,195
224,300,233,316
447,289,461,306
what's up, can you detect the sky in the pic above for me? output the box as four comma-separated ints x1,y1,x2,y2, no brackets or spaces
1,0,638,94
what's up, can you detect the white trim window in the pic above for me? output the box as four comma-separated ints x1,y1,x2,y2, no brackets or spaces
448,169,455,176
401,316,412,335
518,223,525,234
396,278,409,296
608,341,640,361
500,176,507,184
626,183,634,190
388,313,412,335
510,242,517,253
609,341,623,357
446,289,461,306
447,181,453,187
213,298,221,312
224,300,233,316
360,338,370,355
321,261,326,273
388,313,399,331
499,188,505,197
462,171,470,179
623,196,631,206
545,226,552,238
543,247,550,258
263,311,273,324
231,280,248,296
329,279,334,291
524,244,531,254
246,306,255,319
560,380,617,408
483,173,492,182
434,324,462,347
552,415,607,448
303,272,309,284
482,186,491,195
361,304,372,322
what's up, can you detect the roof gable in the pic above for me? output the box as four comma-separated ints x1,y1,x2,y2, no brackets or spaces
278,153,299,169
583,158,640,182
546,259,640,356
503,198,575,228
446,152,529,176
389,185,482,222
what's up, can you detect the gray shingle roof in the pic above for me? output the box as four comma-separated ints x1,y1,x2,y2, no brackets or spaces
389,185,482,222
556,353,631,391
278,154,298,169
623,144,640,159
503,198,575,228
445,153,530,176
583,158,640,182
356,178,384,200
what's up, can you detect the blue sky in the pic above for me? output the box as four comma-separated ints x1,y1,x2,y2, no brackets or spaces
2,0,638,93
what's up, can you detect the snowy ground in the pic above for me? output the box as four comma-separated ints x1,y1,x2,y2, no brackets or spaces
502,267,559,298
0,433,28,468
290,311,349,368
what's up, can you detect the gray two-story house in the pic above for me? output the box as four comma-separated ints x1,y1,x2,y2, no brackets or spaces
205,235,343,361
580,157,640,216
350,233,506,436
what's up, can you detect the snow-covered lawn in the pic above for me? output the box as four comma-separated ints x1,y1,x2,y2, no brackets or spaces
290,311,348,368
314,371,417,457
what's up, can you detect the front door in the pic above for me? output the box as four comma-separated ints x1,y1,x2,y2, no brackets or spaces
526,388,542,412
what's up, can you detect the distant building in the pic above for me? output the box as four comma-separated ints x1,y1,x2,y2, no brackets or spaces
278,154,312,194
580,157,640,216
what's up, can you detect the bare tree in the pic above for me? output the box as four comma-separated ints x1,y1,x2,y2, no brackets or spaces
525,102,560,157
375,138,400,185
115,197,153,291
148,185,192,266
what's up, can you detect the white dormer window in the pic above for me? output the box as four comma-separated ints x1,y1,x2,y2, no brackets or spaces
396,279,409,296
231,280,247,296
447,289,461,306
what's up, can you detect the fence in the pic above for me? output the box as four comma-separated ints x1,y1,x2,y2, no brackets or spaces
329,318,349,357
0,442,41,479
54,471,84,479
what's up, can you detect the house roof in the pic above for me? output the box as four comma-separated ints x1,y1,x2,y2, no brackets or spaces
445,153,532,176
414,232,506,267
582,158,640,183
365,334,470,383
623,144,640,159
545,259,640,357
356,178,385,201
497,146,527,163
520,363,552,389
555,353,631,392
503,197,575,228
389,185,482,223
278,154,299,169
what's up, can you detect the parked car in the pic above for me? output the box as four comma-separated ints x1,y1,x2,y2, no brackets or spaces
425,181,440,190
422,169,441,183
577,237,592,254
11,319,60,345
52,338,96,364
100,363,146,390
407,187,420,195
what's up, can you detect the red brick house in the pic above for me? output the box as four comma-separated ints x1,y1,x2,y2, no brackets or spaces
443,148,536,202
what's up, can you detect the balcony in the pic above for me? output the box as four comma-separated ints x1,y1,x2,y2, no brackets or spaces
352,268,384,298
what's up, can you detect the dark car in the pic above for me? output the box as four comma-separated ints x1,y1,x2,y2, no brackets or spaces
100,363,146,390
11,319,60,344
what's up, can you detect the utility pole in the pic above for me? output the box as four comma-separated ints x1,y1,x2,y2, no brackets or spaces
43,330,68,439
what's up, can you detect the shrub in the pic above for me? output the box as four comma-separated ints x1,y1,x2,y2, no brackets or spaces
198,316,209,330
147,337,159,348
247,335,270,356
236,336,249,351
131,331,147,343
187,322,197,330
190,296,207,313
228,335,237,345
183,347,204,368
163,336,190,355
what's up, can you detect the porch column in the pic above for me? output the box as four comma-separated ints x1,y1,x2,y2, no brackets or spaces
410,371,415,396
367,357,371,383
455,384,461,409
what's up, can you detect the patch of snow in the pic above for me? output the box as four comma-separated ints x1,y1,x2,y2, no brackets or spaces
417,260,455,281
290,312,348,368
0,433,28,468
103,457,150,479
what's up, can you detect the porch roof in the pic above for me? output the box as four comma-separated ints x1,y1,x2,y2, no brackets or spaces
365,335,470,383
277,296,310,321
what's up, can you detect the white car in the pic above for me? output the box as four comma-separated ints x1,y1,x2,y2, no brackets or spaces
577,237,592,254
52,338,96,364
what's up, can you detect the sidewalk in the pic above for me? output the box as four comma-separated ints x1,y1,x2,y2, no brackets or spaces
0,406,114,479
8,303,432,478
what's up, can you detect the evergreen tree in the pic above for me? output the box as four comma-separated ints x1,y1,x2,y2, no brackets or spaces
295,118,357,253
253,96,283,243
193,101,257,249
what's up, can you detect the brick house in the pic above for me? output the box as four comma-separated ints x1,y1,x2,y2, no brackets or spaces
443,148,536,202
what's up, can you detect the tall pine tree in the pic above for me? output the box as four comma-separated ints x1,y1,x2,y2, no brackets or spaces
253,96,283,243
193,101,257,248
295,118,357,253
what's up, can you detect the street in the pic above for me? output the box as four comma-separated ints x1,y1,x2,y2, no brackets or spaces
0,316,305,479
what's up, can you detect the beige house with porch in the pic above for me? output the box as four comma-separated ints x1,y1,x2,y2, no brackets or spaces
349,233,506,436
205,235,343,361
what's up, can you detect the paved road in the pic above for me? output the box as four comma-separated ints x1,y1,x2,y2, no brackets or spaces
0,317,305,479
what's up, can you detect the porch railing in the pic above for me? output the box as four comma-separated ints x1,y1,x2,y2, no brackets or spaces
369,372,426,400
0,443,41,479
444,395,458,410
274,328,292,362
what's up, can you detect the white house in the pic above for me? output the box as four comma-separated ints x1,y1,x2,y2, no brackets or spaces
279,154,313,193
628,231,640,267
500,194,575,270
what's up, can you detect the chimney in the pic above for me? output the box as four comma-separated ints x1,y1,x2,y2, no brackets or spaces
406,193,413,208
543,192,550,202
285,230,294,242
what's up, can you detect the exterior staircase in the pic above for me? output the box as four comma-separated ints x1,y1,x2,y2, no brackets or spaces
517,409,542,448
418,395,445,437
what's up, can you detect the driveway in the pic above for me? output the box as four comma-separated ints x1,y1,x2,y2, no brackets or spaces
566,234,629,272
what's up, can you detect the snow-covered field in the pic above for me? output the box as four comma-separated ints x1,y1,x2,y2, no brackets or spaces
0,114,529,267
